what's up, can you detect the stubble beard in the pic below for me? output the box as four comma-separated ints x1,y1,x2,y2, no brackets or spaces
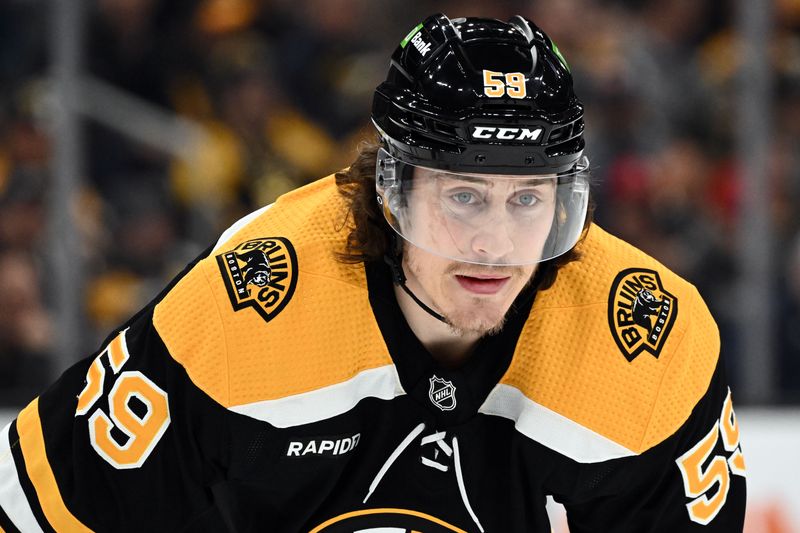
440,263,537,338
443,297,510,337
404,251,535,338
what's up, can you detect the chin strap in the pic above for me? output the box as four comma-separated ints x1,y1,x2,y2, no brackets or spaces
384,234,447,324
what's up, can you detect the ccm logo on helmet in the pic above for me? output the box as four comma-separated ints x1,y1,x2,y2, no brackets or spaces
470,125,543,142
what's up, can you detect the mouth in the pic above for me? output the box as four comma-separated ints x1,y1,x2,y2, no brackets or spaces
454,274,511,295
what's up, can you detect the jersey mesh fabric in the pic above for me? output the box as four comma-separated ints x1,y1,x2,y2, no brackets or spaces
503,225,718,454
641,286,719,450
154,177,393,408
154,263,231,403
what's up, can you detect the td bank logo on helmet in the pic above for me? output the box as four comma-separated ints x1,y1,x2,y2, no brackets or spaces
470,125,543,142
608,268,678,362
410,30,432,56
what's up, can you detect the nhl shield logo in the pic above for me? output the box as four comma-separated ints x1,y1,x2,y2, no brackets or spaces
217,237,298,323
428,375,457,411
608,268,678,362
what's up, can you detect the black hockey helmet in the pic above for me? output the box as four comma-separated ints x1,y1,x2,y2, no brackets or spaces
372,13,585,175
371,14,591,267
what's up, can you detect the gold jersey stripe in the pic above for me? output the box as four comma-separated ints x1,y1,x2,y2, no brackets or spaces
17,399,93,532
309,507,469,533
107,329,130,373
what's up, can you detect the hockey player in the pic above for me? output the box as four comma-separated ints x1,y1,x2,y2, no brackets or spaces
0,14,745,532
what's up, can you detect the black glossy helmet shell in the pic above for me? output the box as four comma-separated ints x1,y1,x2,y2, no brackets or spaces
372,13,585,175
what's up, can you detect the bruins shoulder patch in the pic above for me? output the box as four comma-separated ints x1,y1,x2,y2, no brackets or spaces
608,268,678,361
217,237,298,322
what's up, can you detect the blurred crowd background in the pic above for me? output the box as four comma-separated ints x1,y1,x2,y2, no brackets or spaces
1,0,799,407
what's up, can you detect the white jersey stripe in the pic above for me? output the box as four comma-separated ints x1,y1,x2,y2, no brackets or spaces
0,421,45,533
212,204,273,253
230,365,405,427
479,384,636,463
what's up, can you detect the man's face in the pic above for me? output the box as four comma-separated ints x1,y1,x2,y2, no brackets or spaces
402,243,537,337
392,167,558,267
396,168,556,335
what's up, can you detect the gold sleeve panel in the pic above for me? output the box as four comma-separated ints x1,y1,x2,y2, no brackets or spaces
154,176,392,408
505,225,719,454
640,285,719,451
153,259,231,404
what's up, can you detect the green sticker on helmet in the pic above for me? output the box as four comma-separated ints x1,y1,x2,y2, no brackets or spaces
551,40,570,72
401,23,424,48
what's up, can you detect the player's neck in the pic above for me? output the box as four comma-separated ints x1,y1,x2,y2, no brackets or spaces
394,284,480,369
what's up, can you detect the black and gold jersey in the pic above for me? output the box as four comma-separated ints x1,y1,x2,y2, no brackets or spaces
0,176,746,532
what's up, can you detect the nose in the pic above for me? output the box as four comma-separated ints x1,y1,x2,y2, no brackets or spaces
470,223,515,260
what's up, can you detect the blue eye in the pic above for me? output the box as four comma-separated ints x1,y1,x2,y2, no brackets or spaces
517,193,537,206
453,192,475,204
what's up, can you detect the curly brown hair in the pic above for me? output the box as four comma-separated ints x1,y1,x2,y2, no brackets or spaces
334,138,594,291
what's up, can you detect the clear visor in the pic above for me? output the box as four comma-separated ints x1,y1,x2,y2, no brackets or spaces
376,148,590,266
